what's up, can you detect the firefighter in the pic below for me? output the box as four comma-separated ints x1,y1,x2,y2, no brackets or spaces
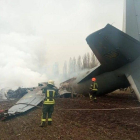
40,80,58,127
89,78,98,102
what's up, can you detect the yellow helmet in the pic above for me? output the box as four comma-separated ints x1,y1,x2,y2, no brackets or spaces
48,80,54,86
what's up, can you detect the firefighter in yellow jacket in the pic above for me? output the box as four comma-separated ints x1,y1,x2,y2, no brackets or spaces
89,78,98,102
40,80,58,127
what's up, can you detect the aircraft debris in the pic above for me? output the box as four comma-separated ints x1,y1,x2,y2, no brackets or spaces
62,24,140,99
7,87,28,99
0,110,8,120
59,89,72,98
59,78,77,98
59,0,140,101
0,83,47,120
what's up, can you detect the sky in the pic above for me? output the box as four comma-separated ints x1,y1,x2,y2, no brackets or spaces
0,0,124,89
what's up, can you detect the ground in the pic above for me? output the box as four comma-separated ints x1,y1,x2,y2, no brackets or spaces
0,91,140,140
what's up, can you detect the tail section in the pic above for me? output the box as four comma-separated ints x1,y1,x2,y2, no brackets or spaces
86,24,140,71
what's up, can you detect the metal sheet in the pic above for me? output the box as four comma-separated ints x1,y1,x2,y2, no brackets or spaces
59,89,72,98
59,89,71,95
8,86,45,115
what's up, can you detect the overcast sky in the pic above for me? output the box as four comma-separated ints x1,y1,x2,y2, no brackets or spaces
0,0,124,89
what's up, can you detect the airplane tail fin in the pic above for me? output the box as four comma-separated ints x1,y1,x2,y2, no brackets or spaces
86,24,140,71
77,65,105,83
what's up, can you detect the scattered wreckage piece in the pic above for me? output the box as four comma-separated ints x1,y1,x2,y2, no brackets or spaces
1,84,47,120
0,110,4,119
0,110,8,121
7,87,28,99
59,78,77,98
59,89,72,98
8,87,45,116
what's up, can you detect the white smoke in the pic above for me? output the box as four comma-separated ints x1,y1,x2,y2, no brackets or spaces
0,33,48,89
0,88,9,100
0,0,123,93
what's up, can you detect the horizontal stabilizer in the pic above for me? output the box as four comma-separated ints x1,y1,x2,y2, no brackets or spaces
77,65,106,84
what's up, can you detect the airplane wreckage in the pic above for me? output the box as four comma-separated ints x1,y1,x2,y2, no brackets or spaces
0,83,47,120
1,0,140,120
63,0,140,101
70,23,140,99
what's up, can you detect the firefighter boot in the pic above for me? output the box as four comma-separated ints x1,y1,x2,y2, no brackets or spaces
48,121,52,125
39,121,46,127
94,97,97,103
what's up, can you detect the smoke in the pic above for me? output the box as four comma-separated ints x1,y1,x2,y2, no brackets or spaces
0,32,48,89
0,0,123,92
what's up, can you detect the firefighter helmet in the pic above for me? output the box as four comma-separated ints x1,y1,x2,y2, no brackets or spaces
48,80,54,85
92,78,96,81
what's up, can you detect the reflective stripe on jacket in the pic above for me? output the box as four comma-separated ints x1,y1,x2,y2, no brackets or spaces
43,89,55,104
90,82,98,91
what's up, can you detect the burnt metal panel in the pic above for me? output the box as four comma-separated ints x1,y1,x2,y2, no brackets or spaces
59,89,71,98
8,87,45,115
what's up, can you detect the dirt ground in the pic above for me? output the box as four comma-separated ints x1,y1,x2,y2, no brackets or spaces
0,91,140,140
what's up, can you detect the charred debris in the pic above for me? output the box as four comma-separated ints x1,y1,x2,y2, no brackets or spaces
0,83,46,120
0,81,77,121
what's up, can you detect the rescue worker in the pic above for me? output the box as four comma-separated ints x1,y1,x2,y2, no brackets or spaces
89,78,98,102
40,80,58,127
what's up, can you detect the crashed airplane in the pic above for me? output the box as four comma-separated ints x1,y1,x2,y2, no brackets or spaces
83,0,140,101
77,24,140,98
67,0,140,101
1,0,140,120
